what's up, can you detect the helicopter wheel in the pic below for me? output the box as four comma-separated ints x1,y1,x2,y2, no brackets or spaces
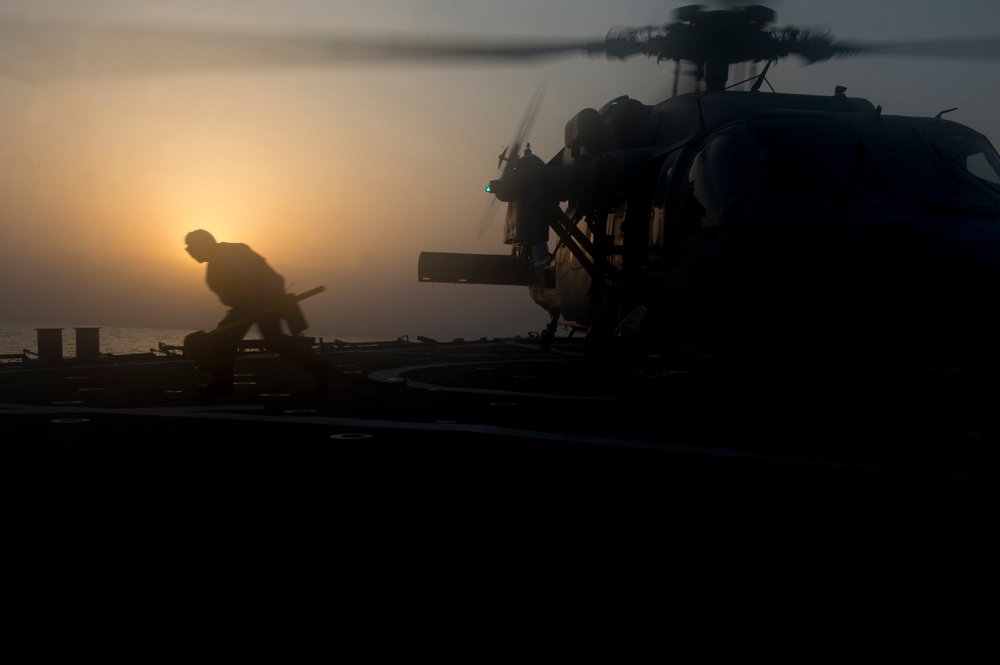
540,329,553,353
584,307,662,379
539,314,560,353
583,320,619,379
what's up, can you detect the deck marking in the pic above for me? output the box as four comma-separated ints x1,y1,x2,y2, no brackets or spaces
2,401,993,484
371,359,625,402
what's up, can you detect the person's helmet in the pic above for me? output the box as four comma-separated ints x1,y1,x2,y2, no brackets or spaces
185,229,216,249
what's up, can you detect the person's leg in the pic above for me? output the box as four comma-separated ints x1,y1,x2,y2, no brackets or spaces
199,311,251,393
256,313,332,392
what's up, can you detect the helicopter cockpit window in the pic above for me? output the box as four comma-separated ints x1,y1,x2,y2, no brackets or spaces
966,152,1000,185
865,126,1000,205
686,128,747,228
922,131,1000,200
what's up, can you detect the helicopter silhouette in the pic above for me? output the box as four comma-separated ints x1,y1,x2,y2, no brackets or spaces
412,3,1000,370
5,4,1000,370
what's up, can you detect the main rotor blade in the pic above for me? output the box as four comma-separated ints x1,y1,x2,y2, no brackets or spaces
508,82,546,163
849,36,1000,60
0,17,604,81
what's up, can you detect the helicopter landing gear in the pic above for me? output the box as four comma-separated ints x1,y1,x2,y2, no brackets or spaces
584,306,660,379
616,306,648,349
539,314,560,353
612,305,654,374
583,320,617,378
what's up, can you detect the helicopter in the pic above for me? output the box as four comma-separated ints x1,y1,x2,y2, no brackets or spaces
413,3,1000,370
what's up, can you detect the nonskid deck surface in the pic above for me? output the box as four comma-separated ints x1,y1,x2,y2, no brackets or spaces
3,336,998,517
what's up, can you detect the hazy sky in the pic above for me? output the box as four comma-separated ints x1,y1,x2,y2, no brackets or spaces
0,0,998,341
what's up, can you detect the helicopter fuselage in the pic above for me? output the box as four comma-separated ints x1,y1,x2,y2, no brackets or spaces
420,88,1000,364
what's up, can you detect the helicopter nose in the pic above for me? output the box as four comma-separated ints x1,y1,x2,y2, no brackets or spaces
914,215,1000,354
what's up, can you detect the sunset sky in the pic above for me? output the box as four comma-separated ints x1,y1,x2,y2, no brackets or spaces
0,0,998,342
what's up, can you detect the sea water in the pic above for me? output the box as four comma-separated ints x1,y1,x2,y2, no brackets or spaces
0,321,353,358
0,322,193,357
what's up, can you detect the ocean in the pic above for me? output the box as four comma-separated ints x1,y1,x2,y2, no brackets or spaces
0,321,350,358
